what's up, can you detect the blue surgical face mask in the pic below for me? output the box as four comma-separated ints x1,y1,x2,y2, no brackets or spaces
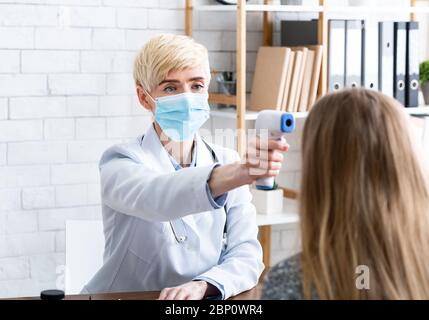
148,92,210,141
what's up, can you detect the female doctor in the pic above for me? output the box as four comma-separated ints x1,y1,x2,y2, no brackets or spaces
83,34,289,300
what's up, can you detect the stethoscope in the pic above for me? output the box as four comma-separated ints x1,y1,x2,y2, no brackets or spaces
140,134,228,251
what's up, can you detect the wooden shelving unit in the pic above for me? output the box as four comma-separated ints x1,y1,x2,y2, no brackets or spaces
194,3,429,13
184,0,428,270
185,1,429,152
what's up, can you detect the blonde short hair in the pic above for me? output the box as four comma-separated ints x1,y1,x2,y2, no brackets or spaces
133,33,211,92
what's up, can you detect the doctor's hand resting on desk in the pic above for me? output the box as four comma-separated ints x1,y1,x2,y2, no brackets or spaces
82,34,288,300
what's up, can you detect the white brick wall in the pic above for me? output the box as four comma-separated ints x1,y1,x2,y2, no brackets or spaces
44,119,75,140
0,257,30,281
0,98,8,120
35,28,92,50
93,28,126,50
0,0,423,299
75,118,106,140
0,143,7,165
106,116,152,138
38,206,101,231
22,51,80,73
0,4,58,27
66,96,99,117
67,140,120,163
48,74,106,95
0,211,39,235
0,189,22,211
0,27,34,49
8,141,67,165
0,232,55,258
0,75,47,96
51,163,100,185
55,184,89,207
67,6,116,28
0,165,50,188
0,120,43,142
22,187,55,209
117,8,148,29
0,51,20,73
10,97,67,119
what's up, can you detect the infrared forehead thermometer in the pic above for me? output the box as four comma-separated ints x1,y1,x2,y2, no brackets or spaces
254,110,296,190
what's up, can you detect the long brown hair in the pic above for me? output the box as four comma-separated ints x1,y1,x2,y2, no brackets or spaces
300,89,429,299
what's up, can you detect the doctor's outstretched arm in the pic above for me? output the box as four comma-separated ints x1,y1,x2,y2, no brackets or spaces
100,137,287,222
208,138,288,198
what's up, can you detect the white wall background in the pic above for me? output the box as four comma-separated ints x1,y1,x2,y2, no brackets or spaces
0,0,427,298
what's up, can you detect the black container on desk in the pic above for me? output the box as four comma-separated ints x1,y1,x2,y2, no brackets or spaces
40,289,65,300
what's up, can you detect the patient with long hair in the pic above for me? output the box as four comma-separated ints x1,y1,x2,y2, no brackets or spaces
262,88,429,299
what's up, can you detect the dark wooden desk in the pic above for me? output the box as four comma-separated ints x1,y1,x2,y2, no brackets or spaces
14,284,262,300
65,285,262,300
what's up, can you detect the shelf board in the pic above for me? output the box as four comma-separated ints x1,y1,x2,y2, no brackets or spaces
195,4,323,12
210,105,309,121
256,198,299,227
256,212,299,226
210,102,429,120
209,92,236,105
326,6,429,14
194,4,429,14
405,106,429,116
210,104,259,121
247,4,323,13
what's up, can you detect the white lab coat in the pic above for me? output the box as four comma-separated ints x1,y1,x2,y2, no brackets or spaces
82,124,264,299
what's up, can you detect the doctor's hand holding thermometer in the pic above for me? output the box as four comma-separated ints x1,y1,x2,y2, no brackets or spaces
208,111,294,198
253,110,295,189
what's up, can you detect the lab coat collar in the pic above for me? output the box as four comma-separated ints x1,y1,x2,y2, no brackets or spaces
140,123,175,173
140,124,215,174
195,133,217,166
